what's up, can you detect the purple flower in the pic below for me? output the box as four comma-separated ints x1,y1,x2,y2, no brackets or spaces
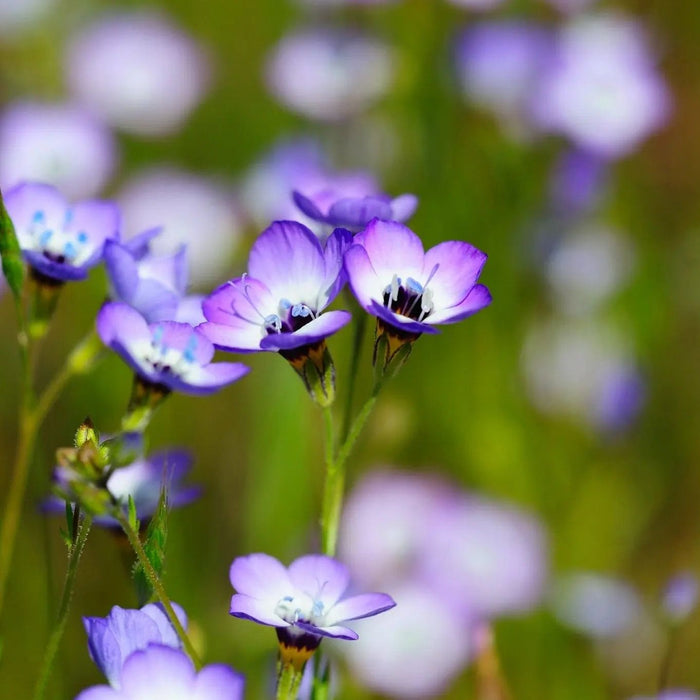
265,29,394,121
48,449,200,527
662,572,699,624
344,219,491,339
83,603,187,687
229,553,395,667
118,168,242,286
97,302,249,395
3,182,119,281
104,229,188,322
293,188,417,233
0,101,117,200
66,11,210,137
76,644,244,700
532,14,671,158
548,148,609,216
200,222,352,354
629,693,700,700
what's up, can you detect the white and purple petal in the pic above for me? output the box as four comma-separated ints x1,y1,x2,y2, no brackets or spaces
259,311,351,351
230,593,289,628
326,592,396,626
424,284,492,324
288,555,351,609
229,553,293,602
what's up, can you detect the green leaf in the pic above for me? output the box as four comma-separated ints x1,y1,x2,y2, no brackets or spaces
132,486,168,606
0,187,25,300
127,495,140,533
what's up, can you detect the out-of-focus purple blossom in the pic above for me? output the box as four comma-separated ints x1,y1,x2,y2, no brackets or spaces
339,580,474,699
339,470,457,588
4,182,119,281
66,11,210,137
49,450,200,527
293,188,416,233
521,318,645,432
105,231,187,323
0,0,56,38
551,573,643,639
229,553,395,660
421,495,548,619
344,219,491,337
545,224,635,315
97,302,249,395
83,603,187,687
265,29,394,121
200,222,352,354
76,644,245,700
532,14,671,158
549,149,609,216
456,22,553,129
118,168,242,286
662,572,699,624
0,102,117,200
174,295,206,326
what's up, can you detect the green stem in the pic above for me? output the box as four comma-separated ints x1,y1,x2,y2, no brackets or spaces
340,312,367,445
115,509,202,669
323,406,335,468
276,662,303,700
33,514,93,700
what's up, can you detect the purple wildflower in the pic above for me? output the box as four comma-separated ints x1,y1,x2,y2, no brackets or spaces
76,644,244,700
3,182,119,282
49,449,200,527
344,219,491,357
265,29,394,121
662,572,699,624
66,11,210,137
200,222,352,354
97,302,249,395
83,603,187,688
229,553,395,668
0,101,117,200
293,188,417,233
629,693,700,700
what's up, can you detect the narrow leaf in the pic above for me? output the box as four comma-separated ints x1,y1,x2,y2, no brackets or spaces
0,187,25,299
133,485,168,606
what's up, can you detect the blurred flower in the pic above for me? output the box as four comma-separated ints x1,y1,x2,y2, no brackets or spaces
344,219,491,344
293,188,417,233
200,222,352,354
76,644,244,700
662,572,699,624
550,572,643,638
84,603,187,687
339,580,473,699
4,182,119,281
545,224,635,315
118,168,242,287
0,101,117,200
229,553,395,667
522,318,645,432
265,29,394,121
49,449,200,527
339,470,456,588
455,21,552,129
0,0,56,38
66,11,210,137
548,149,609,216
630,693,700,700
96,302,250,395
421,494,548,618
174,295,206,325
532,14,671,158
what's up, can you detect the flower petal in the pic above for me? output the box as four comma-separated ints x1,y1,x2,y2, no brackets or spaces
192,664,245,700
75,687,118,700
229,553,292,601
296,621,359,640
369,300,440,336
119,645,196,696
169,362,250,395
354,219,425,283
326,593,396,626
147,322,214,365
422,241,487,310
140,602,188,649
3,182,67,249
23,250,88,280
97,302,151,348
390,193,418,222
259,310,351,351
104,240,139,303
248,221,327,306
344,244,384,311
293,190,326,221
124,227,162,258
229,593,288,627
321,227,353,307
198,319,265,353
65,200,121,265
425,284,492,324
288,555,350,609
327,196,392,229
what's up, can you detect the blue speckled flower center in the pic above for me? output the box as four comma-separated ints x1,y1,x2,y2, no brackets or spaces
30,209,91,265
263,299,317,336
275,593,326,627
139,326,199,378
382,269,436,322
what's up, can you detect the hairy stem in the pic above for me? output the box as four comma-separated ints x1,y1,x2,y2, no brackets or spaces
33,514,93,700
115,509,202,669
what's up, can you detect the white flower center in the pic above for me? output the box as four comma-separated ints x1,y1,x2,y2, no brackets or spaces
29,209,92,266
275,593,327,627
135,326,199,379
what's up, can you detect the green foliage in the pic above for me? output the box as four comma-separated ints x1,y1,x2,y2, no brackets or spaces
0,187,25,300
132,488,168,606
